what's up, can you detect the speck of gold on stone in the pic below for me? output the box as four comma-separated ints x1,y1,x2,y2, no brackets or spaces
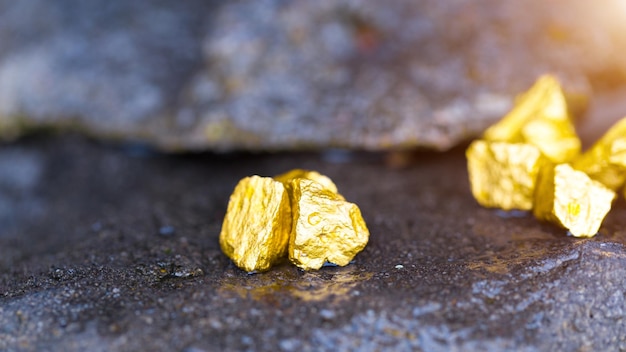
467,141,548,210
288,178,369,270
533,164,615,238
572,117,626,190
219,176,291,272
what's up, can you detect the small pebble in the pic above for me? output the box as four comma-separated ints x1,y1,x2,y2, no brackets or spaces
159,226,176,236
395,264,404,269
319,309,336,320
91,222,103,232
279,339,299,351
241,336,253,345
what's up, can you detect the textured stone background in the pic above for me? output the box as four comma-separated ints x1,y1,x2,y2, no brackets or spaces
3,2,626,351
1,0,626,150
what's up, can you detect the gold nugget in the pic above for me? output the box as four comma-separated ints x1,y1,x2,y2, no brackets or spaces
220,170,369,272
572,117,626,190
467,141,548,210
467,75,581,210
219,176,291,272
483,75,580,163
274,169,339,194
533,164,615,237
288,179,369,271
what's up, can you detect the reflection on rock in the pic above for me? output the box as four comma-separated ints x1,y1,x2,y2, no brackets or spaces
219,266,373,303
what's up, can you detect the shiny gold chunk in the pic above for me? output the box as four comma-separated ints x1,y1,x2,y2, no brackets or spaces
483,75,580,163
274,169,339,194
467,140,548,210
572,117,626,190
533,164,615,237
219,176,291,272
289,179,369,270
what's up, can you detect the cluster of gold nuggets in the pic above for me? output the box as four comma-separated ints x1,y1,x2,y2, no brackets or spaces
467,75,626,237
220,170,369,272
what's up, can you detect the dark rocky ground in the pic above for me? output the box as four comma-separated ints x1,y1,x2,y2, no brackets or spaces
2,130,626,351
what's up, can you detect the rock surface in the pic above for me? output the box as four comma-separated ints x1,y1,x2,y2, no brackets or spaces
2,135,626,350
2,0,626,150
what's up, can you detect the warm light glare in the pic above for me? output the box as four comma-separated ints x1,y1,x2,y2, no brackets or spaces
618,0,626,13
613,0,626,23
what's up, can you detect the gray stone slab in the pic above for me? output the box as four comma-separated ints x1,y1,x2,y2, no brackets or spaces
2,135,626,351
2,1,626,150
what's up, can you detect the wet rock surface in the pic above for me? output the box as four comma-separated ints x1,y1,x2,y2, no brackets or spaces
2,0,626,150
2,135,626,351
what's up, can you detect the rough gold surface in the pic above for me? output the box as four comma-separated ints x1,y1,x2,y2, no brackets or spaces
533,164,615,237
219,176,291,272
572,117,626,190
289,179,369,270
483,75,580,163
466,140,548,210
274,169,339,194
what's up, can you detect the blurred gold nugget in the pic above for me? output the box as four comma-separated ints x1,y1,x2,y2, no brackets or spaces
467,141,547,210
483,75,580,163
572,117,626,190
534,117,626,237
220,169,369,272
467,75,580,210
288,179,369,270
219,176,291,272
533,164,615,237
467,75,626,237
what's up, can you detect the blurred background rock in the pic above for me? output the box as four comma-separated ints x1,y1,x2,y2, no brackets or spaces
1,0,626,151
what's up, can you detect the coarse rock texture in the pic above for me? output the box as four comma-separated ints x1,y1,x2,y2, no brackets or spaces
2,134,626,351
2,0,626,150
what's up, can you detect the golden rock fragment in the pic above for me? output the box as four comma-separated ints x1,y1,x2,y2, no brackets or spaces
219,176,291,272
466,140,548,210
483,75,580,163
467,75,582,211
220,169,370,272
533,164,615,237
572,117,626,190
288,179,369,271
274,169,339,194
